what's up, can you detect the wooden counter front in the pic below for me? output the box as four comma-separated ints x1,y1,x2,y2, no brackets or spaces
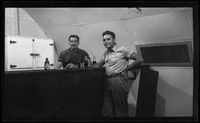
3,68,106,121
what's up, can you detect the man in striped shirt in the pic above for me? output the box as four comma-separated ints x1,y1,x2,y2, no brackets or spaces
94,30,143,117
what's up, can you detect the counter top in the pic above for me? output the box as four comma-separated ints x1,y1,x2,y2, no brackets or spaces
4,67,105,74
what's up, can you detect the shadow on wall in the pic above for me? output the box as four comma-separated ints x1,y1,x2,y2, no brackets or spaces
128,78,137,116
155,77,193,116
128,103,136,116
155,93,166,116
127,69,141,117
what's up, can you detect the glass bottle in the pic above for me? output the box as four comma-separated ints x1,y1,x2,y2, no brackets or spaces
44,58,50,70
78,57,82,69
92,56,96,64
84,56,88,68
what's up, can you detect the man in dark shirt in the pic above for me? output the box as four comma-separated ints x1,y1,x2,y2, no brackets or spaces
57,34,90,69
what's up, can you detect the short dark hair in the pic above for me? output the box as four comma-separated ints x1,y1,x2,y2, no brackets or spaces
68,35,79,42
102,30,115,39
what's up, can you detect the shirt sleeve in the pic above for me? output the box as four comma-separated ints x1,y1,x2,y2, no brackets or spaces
99,54,105,64
97,51,107,66
85,52,90,59
81,50,90,60
121,46,135,58
58,51,64,62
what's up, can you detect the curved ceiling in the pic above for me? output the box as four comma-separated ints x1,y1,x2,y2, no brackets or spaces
23,8,190,28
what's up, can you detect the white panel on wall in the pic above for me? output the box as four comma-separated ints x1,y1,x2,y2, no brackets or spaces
126,10,192,44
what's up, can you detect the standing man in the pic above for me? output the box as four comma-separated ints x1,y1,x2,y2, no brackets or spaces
57,34,90,69
93,30,143,117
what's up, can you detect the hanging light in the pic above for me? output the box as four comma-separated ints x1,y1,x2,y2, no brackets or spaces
128,7,142,15
135,7,142,14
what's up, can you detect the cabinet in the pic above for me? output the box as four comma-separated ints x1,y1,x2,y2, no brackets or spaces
5,36,54,71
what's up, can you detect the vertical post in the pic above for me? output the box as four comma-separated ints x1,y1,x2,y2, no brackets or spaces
136,66,159,117
16,8,20,35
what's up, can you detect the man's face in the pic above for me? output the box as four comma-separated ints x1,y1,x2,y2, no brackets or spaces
103,34,115,49
69,37,79,49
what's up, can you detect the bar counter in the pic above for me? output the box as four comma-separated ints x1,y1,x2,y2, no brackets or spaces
3,67,106,121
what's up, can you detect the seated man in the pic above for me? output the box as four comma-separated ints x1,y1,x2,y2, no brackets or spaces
57,34,90,69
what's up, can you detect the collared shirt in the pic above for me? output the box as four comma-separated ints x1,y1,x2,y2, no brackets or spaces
58,48,90,68
100,44,134,76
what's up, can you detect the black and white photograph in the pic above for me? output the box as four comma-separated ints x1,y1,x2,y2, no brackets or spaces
2,1,199,122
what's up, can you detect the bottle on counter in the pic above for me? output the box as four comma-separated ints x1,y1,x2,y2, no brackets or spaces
83,56,89,68
92,56,96,64
78,57,82,69
44,58,50,70
81,62,84,69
